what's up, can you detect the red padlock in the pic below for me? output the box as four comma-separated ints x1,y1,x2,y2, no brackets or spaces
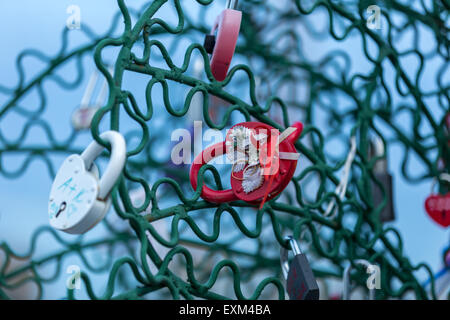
190,121,303,206
203,1,242,82
425,193,450,228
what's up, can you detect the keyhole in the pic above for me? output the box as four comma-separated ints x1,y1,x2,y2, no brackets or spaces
55,201,67,218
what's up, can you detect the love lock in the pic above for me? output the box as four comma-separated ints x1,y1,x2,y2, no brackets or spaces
425,193,450,228
280,235,320,300
424,174,450,228
203,0,241,81
48,131,126,234
190,121,303,206
369,136,395,223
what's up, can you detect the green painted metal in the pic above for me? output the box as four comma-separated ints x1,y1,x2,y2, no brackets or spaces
0,0,449,300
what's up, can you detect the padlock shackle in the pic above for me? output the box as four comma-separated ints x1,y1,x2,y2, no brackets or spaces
429,173,450,194
80,65,113,109
81,131,127,200
226,0,239,10
190,141,238,203
191,121,303,204
209,9,241,81
369,136,387,173
280,235,303,280
287,235,302,255
343,259,376,300
80,71,99,108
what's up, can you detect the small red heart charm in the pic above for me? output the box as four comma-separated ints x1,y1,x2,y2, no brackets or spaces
424,193,450,228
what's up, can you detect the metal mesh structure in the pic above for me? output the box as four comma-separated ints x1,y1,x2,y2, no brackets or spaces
0,0,449,300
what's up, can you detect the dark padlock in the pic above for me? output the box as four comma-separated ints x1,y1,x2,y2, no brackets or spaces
203,35,216,54
280,236,320,300
369,138,395,222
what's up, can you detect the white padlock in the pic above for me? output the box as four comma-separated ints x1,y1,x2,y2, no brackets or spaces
48,131,126,234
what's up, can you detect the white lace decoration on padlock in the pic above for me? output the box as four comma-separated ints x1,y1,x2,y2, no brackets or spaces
242,165,264,193
225,126,299,194
225,126,263,193
226,126,260,171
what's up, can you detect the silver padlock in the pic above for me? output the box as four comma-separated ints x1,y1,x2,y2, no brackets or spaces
369,137,395,222
48,131,126,234
343,259,376,300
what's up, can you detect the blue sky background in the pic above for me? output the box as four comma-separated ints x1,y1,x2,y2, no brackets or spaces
0,0,448,299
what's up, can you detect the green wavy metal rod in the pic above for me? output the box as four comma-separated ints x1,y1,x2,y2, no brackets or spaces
80,0,440,299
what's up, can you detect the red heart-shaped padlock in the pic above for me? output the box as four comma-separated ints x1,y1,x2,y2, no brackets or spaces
424,193,450,228
228,122,299,202
190,121,303,205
